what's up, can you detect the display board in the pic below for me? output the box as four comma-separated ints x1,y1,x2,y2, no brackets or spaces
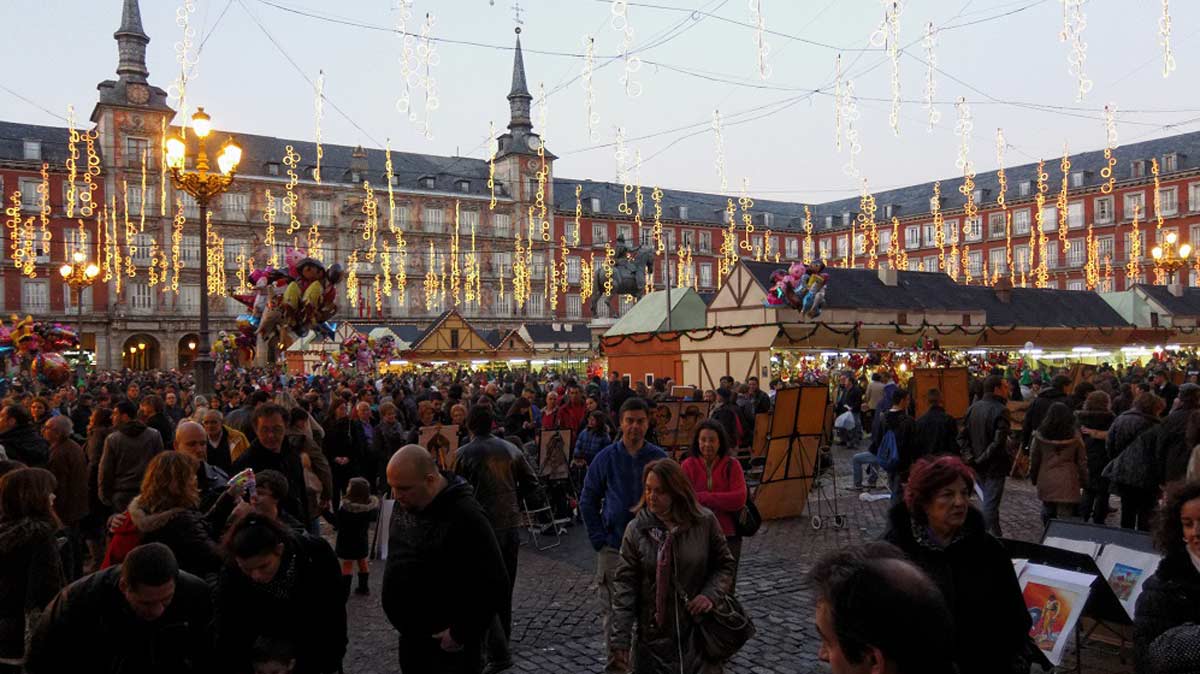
756,384,829,520
912,367,970,419
751,412,770,458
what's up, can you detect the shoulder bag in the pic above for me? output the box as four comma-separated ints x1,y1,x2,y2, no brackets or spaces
726,460,761,537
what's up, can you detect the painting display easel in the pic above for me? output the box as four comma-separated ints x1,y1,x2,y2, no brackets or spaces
912,366,970,419
755,384,842,527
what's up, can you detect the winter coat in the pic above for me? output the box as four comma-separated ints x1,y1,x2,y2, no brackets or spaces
1074,409,1115,491
207,425,248,473
333,496,379,560
98,421,164,513
0,423,48,467
1104,423,1165,492
915,405,960,459
581,440,669,551
324,418,368,486
1106,409,1160,463
231,438,310,522
370,419,407,486
1029,432,1088,504
864,380,887,411
960,394,1013,477
215,533,346,674
835,384,864,417
681,455,747,537
452,433,540,531
0,519,64,662
1134,550,1200,673
144,413,175,451
25,566,213,674
126,496,223,582
882,503,1032,674
1157,406,1200,485
46,439,88,526
382,475,509,654
84,424,112,523
1021,387,1068,448
611,508,736,674
869,409,918,475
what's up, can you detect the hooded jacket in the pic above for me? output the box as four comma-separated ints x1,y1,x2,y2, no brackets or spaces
0,519,64,661
381,475,508,651
1021,387,1068,448
0,423,49,467
882,503,1031,674
1029,431,1088,503
1134,549,1200,673
580,440,669,551
126,496,223,582
27,566,213,674
98,421,164,513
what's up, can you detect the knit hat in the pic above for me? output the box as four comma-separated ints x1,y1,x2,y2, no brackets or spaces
1149,625,1200,674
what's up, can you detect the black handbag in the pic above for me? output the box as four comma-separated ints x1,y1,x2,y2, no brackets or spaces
727,461,761,537
693,591,756,661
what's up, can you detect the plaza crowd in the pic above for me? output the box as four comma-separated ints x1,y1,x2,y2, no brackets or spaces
0,360,1194,673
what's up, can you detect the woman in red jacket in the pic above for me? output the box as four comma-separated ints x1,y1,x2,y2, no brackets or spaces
681,419,748,586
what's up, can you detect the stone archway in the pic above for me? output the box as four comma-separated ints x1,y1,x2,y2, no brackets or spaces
178,333,200,370
122,334,161,371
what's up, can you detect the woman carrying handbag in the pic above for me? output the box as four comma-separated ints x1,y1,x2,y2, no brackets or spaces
610,459,744,673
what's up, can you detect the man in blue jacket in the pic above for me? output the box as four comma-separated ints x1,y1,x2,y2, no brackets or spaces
580,396,666,674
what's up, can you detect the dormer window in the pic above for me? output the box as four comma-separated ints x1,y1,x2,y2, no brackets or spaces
972,188,988,203
763,212,774,227
824,215,834,229
390,174,400,186
929,195,942,211
1018,181,1032,197
1131,160,1147,178
590,197,601,213
677,205,687,220
1163,153,1179,172
22,141,41,161
883,204,895,218
266,163,280,176
1071,171,1085,188
420,176,435,189
350,171,361,184
456,180,470,193
841,212,851,227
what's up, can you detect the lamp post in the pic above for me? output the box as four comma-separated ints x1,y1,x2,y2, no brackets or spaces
1151,231,1192,285
59,251,100,377
165,107,242,397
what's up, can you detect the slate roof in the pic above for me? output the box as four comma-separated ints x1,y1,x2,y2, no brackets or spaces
523,323,591,344
0,122,75,166
1136,284,1200,316
740,260,1129,328
554,129,1200,231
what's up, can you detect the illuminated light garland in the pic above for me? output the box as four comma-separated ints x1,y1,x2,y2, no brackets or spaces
996,129,1014,282
396,231,408,305
283,146,301,235
652,186,664,255
487,124,497,210
956,96,977,285
858,180,878,269
1057,146,1072,255
718,198,738,284
385,142,398,234
306,195,323,263
314,70,324,183
840,79,862,178
374,274,383,314
611,0,643,98
1151,157,1164,234
870,0,903,136
362,180,379,263
676,245,695,288
417,13,441,139
1060,0,1092,101
1160,0,1175,78
580,254,595,305
263,188,278,267
802,205,814,264
469,222,480,306
738,182,755,253
450,202,461,307
749,0,772,80
110,196,123,294
159,118,168,217
932,182,946,269
5,192,21,267
147,241,160,288
1101,104,1118,194
138,149,148,232
1105,255,1114,292
65,105,79,218
603,242,615,297
614,126,630,187
101,202,113,283
922,22,940,131
168,0,199,127
382,248,393,299
395,0,417,120
82,129,100,218
37,163,51,278
574,185,583,247
171,198,184,292
536,83,551,242
834,54,843,151
893,216,908,270
123,181,135,279
349,251,362,309
1035,160,1050,288
712,110,729,192
235,246,247,294
582,36,600,141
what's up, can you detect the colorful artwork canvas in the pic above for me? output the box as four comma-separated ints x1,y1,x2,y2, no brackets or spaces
419,424,459,470
539,429,572,481
1107,563,1141,601
1096,544,1161,618
1024,581,1078,654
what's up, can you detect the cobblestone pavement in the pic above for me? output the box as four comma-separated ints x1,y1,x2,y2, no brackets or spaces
343,446,1133,673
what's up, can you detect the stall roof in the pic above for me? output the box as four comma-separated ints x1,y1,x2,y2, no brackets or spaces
1135,284,1200,317
605,289,708,336
524,323,591,344
740,260,1130,328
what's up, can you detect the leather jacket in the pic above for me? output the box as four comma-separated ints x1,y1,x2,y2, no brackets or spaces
452,433,540,531
959,394,1012,476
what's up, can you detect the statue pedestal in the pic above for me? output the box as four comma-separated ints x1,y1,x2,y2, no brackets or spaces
588,317,617,346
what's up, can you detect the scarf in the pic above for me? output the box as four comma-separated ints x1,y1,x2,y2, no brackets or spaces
650,526,675,628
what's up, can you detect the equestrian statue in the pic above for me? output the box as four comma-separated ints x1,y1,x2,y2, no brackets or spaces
589,235,657,318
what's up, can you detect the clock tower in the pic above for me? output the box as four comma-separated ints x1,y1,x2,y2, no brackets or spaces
494,28,554,208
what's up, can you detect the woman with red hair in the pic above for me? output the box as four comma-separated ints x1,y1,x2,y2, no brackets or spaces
882,455,1031,674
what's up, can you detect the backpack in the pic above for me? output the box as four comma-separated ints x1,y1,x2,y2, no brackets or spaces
877,429,901,472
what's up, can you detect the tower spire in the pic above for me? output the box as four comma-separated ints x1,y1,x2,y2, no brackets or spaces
507,28,532,135
114,0,151,84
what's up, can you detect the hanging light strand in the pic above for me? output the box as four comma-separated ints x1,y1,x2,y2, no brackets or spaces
996,128,1014,282
870,1,903,136
1159,0,1176,78
314,70,324,183
611,1,643,97
168,0,199,126
1060,0,1092,101
922,22,940,131
1057,145,1072,252
749,0,772,80
582,36,600,141
1101,104,1119,194
712,110,729,192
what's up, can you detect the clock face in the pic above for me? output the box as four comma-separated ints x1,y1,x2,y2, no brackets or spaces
126,84,149,105
526,134,542,151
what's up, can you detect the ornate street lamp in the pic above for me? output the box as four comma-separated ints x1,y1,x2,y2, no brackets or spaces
1151,231,1192,285
59,250,100,375
165,107,242,396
